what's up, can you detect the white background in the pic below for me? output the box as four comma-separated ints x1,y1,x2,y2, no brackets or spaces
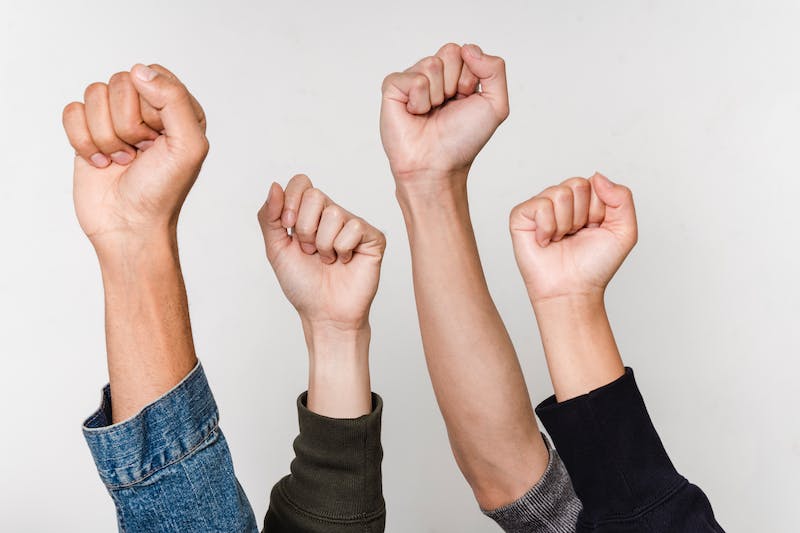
1,1,798,531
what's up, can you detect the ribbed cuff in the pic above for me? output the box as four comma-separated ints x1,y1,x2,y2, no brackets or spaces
82,362,218,489
274,392,385,522
536,367,685,522
483,434,581,533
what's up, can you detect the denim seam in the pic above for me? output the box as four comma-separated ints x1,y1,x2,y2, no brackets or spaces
104,420,220,490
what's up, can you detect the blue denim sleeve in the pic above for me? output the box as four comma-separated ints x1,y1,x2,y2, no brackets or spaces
83,362,259,533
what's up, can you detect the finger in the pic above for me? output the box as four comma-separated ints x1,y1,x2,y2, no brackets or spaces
333,218,386,264
257,182,290,261
460,44,509,119
590,173,638,241
294,187,330,254
315,204,350,264
435,43,464,99
139,97,163,132
62,102,110,168
456,61,480,98
587,182,606,227
562,177,592,234
108,71,160,150
129,64,207,156
540,185,574,242
281,173,313,228
382,72,432,115
83,82,136,165
510,196,556,247
405,56,445,107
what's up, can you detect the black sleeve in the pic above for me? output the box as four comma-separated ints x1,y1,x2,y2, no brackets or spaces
262,392,385,533
535,368,725,532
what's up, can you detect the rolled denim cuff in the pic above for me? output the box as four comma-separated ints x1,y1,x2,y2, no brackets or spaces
82,362,218,489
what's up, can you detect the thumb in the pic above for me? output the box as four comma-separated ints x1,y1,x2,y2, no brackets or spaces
590,172,637,237
257,182,290,260
130,64,206,151
460,44,510,119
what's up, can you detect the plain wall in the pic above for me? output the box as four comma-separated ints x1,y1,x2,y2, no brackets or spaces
1,1,798,531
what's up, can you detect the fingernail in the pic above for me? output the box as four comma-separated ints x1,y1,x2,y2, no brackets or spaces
134,64,158,82
301,242,316,254
135,140,155,151
90,153,110,167
266,185,274,204
540,238,550,247
110,151,133,165
323,255,336,265
464,44,483,58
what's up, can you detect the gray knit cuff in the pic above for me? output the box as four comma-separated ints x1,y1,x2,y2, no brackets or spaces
483,434,581,533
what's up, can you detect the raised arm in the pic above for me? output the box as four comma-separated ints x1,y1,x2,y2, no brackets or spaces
511,174,724,531
64,66,257,531
258,175,386,532
379,43,553,512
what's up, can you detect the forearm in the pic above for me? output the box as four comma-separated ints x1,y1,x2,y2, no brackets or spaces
397,181,547,509
302,320,372,418
96,231,197,423
531,294,624,402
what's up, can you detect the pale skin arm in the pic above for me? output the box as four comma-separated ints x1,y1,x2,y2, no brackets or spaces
63,65,209,423
510,173,638,401
381,44,548,509
257,175,386,418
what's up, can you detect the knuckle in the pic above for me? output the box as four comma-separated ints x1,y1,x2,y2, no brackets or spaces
307,187,326,204
108,71,130,86
421,56,443,72
84,82,107,100
439,42,461,56
381,73,397,93
411,73,429,90
62,101,83,122
291,173,312,188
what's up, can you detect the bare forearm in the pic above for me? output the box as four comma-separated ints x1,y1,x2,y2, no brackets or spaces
303,321,372,418
398,183,547,508
532,294,625,402
97,232,197,423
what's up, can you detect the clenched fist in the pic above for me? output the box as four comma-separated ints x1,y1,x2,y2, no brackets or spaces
257,175,386,331
62,64,208,252
510,173,638,303
380,43,509,194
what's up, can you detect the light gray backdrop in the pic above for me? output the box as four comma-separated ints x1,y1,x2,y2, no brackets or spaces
1,1,798,531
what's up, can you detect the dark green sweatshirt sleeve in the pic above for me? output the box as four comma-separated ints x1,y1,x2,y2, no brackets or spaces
262,392,385,533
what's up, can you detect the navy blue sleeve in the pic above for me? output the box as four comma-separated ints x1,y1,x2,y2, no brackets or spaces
535,368,725,532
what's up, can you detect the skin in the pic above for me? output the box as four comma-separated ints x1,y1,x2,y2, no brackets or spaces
62,64,208,423
510,173,637,401
257,175,386,418
379,43,548,510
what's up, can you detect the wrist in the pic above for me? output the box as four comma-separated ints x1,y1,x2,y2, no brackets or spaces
303,322,372,418
302,321,371,361
94,229,179,276
394,169,469,208
396,177,471,228
530,289,606,313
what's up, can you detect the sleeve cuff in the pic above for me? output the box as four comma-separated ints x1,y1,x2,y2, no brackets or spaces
273,392,385,522
535,367,685,522
82,361,218,489
483,434,581,533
